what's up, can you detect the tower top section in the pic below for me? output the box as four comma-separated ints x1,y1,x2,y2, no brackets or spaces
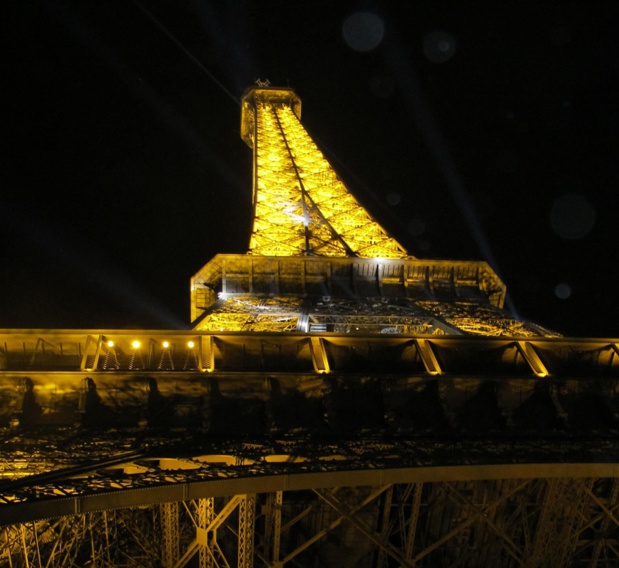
239,85,409,259
241,86,302,146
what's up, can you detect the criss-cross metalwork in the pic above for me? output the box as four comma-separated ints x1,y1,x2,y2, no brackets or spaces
1,85,618,567
241,87,408,258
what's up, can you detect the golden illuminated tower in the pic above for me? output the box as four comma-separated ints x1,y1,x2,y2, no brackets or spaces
241,87,407,258
1,85,618,568
191,86,548,342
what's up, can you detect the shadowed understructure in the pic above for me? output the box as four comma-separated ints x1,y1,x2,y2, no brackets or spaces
1,86,618,567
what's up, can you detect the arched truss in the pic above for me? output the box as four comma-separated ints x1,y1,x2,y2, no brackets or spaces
3,464,619,567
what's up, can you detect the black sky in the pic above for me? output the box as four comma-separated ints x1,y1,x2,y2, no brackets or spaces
3,1,618,337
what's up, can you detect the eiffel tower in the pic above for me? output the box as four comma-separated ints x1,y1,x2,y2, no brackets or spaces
1,85,618,567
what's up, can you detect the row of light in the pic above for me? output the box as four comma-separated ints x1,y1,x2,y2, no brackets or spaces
105,340,197,350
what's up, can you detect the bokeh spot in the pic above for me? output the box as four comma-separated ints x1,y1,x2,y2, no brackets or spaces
550,194,596,240
387,192,401,206
554,282,572,299
343,12,385,53
423,31,456,63
407,218,426,236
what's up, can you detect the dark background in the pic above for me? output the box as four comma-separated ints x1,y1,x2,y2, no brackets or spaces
3,1,618,336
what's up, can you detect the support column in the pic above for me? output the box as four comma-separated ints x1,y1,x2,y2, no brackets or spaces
405,482,423,562
264,491,283,566
238,494,256,568
160,502,179,568
273,491,283,566
198,498,214,568
526,478,591,567
376,486,393,568
588,479,619,567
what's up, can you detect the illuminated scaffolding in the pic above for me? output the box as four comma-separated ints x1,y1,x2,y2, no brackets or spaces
240,86,407,259
1,85,618,566
3,473,619,566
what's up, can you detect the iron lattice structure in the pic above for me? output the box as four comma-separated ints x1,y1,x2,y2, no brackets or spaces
1,85,619,567
240,87,407,259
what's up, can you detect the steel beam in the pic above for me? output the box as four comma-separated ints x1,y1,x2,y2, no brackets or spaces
376,485,393,568
525,478,592,567
264,491,283,566
415,339,441,375
517,340,550,377
279,485,390,565
588,479,619,567
198,498,215,568
160,502,180,568
309,336,330,373
411,479,532,564
405,482,423,561
313,488,414,567
238,494,255,568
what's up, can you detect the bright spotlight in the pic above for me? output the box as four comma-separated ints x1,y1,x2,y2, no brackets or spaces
162,341,170,349
187,341,195,349
107,340,114,348
132,340,141,349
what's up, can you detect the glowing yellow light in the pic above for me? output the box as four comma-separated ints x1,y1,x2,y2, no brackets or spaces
107,340,114,348
243,88,408,259
187,341,195,349
162,341,170,349
131,340,141,349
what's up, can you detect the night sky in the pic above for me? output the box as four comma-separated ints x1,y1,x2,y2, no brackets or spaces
3,1,618,337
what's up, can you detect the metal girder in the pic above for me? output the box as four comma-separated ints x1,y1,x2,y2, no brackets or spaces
201,335,215,372
313,487,415,567
415,339,441,375
374,482,423,566
6,456,619,527
272,491,284,564
198,498,215,568
175,495,246,568
279,485,391,565
411,478,533,564
177,499,216,568
4,479,619,567
517,340,550,377
2,509,161,567
375,485,394,568
161,501,180,567
238,494,256,568
205,496,244,534
525,478,593,567
6,331,619,382
263,491,283,566
442,480,525,566
309,336,330,373
405,482,423,561
584,480,619,567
